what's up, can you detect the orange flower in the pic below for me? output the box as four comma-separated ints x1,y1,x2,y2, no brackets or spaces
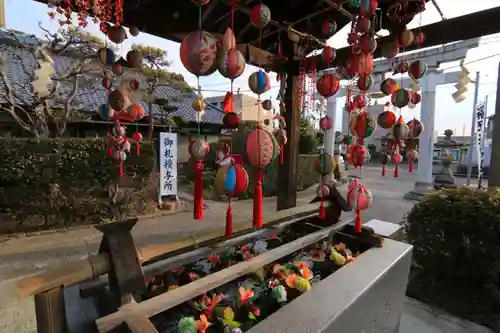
239,287,254,303
196,314,211,333
285,274,298,288
300,267,313,279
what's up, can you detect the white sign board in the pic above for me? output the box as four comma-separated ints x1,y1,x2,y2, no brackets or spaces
474,99,487,182
159,132,178,196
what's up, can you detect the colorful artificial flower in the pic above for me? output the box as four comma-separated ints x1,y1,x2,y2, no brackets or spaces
196,314,212,333
239,287,254,304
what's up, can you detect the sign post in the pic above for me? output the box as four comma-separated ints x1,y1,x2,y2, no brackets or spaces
474,98,487,188
159,132,178,200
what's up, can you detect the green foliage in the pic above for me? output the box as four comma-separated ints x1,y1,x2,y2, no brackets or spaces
0,138,156,234
299,133,317,154
405,187,500,326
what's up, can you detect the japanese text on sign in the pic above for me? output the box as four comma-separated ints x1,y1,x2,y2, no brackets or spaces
159,132,178,196
474,101,487,182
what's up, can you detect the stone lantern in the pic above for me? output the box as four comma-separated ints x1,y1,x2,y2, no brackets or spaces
433,129,464,189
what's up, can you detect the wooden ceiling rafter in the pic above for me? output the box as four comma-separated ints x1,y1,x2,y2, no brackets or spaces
201,0,219,24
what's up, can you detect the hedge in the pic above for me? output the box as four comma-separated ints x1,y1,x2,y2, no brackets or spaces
0,138,156,234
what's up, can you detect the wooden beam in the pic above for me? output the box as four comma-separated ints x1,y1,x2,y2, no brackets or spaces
95,220,351,332
237,22,253,41
277,35,300,211
125,315,159,333
34,287,67,333
16,203,321,299
201,0,219,24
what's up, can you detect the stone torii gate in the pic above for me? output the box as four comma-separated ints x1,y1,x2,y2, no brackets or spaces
322,38,479,199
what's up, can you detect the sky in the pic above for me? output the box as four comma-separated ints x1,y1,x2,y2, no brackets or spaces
4,0,500,135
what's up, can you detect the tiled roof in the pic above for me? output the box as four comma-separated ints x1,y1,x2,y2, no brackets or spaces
0,33,224,125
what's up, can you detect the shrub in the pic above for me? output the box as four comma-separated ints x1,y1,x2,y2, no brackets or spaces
0,138,156,234
299,132,317,154
404,187,500,328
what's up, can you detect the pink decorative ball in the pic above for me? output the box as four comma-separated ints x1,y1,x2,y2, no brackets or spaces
245,128,276,169
393,153,403,164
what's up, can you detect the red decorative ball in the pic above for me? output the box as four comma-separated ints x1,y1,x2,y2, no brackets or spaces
189,139,210,160
223,112,240,128
250,4,271,28
322,46,336,65
380,78,399,95
377,111,396,129
132,132,143,142
347,144,370,168
180,30,218,77
319,116,333,130
357,75,372,91
107,26,127,44
408,60,427,80
316,74,340,98
112,63,123,75
321,19,337,36
245,128,277,169
407,119,424,139
411,92,422,105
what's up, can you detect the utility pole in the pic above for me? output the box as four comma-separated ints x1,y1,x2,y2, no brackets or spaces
488,62,500,188
466,72,480,186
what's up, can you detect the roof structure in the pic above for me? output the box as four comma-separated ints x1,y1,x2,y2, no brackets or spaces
0,31,225,125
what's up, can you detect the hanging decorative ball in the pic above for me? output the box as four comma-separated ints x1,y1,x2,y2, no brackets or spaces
322,46,336,65
180,30,218,77
347,182,372,211
314,153,335,175
411,92,422,105
321,19,337,36
413,31,425,44
248,71,271,95
393,153,403,164
381,40,399,59
399,30,414,48
347,144,370,168
223,112,240,128
107,26,127,44
113,150,127,162
354,53,374,76
276,129,287,145
391,116,409,141
97,47,115,66
126,50,143,68
192,97,205,112
319,116,333,131
132,131,142,143
349,111,376,139
360,35,377,54
222,164,249,197
221,27,236,52
129,26,140,37
406,149,419,162
380,78,399,95
391,89,411,108
377,111,396,129
113,125,126,137
380,152,391,165
112,63,123,75
407,119,424,138
129,79,140,91
357,75,372,91
189,139,210,160
122,139,131,152
128,104,145,121
261,99,273,111
250,4,271,28
394,60,409,74
218,48,246,79
191,0,210,5
356,17,371,33
109,89,126,111
316,73,340,98
408,60,427,80
245,128,276,169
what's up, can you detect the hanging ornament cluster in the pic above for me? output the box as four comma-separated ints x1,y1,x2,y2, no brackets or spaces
250,3,271,28
380,29,426,59
313,153,337,219
189,139,210,220
274,118,287,165
106,121,135,177
347,178,372,233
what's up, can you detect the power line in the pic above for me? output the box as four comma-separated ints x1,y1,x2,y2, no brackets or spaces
440,52,500,71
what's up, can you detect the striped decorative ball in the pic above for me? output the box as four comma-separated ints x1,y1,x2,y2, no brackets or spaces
245,128,276,168
316,74,340,98
357,75,372,91
391,89,411,108
314,153,335,175
97,47,115,66
322,46,336,64
250,4,271,28
180,30,218,77
349,110,376,139
408,60,427,80
377,111,396,129
380,152,391,165
216,164,249,197
407,119,424,139
319,116,333,130
316,183,330,198
248,71,271,95
393,153,403,164
347,144,370,168
406,149,419,161
188,139,210,160
391,117,409,141
380,78,399,95
411,92,422,105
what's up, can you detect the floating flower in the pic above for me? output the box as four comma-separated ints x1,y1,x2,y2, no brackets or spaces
208,255,221,264
189,272,201,281
222,307,241,328
239,287,254,304
168,284,179,291
330,249,347,266
271,285,288,303
178,317,197,333
196,314,212,333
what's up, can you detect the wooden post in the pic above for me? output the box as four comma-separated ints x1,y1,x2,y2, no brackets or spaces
96,218,145,306
489,62,500,188
277,34,299,211
34,286,67,333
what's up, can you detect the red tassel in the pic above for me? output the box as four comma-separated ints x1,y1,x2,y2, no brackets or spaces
394,165,399,178
319,200,326,219
119,161,124,177
355,212,362,233
279,145,284,164
108,147,113,157
136,143,141,156
226,199,233,237
382,165,386,176
409,160,413,173
194,161,204,220
253,170,263,229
